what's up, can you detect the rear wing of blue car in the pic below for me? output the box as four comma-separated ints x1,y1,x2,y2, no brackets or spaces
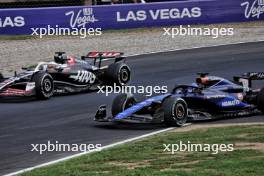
234,72,264,89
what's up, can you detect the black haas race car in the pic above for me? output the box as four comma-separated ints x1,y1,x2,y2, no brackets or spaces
0,51,131,100
94,72,264,127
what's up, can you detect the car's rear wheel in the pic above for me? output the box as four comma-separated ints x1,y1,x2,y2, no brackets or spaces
112,93,136,117
162,97,188,127
257,88,264,114
106,63,131,86
32,72,54,100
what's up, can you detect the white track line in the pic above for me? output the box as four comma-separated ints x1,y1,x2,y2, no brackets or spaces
41,40,264,61
4,127,178,176
43,40,264,61
126,40,264,57
4,40,264,176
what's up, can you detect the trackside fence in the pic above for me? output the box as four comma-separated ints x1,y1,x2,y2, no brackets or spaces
0,0,263,35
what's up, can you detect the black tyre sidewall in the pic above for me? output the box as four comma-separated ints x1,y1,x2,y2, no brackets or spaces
106,63,131,86
163,97,188,127
118,65,130,85
32,72,54,99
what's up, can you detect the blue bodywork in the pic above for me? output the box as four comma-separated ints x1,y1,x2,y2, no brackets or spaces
114,75,256,121
115,94,171,120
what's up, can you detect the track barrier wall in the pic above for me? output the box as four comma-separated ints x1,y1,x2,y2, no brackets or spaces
0,0,264,35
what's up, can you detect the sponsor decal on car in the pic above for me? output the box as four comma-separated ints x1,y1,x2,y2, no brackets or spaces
248,72,264,79
257,72,264,78
222,100,240,107
70,70,96,83
88,52,122,58
206,95,226,99
25,82,35,91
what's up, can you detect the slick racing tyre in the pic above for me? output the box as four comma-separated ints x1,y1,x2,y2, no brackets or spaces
112,93,136,117
257,88,264,114
106,63,131,86
32,72,54,100
162,97,188,127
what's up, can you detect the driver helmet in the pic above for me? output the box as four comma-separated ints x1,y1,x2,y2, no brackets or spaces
54,54,67,64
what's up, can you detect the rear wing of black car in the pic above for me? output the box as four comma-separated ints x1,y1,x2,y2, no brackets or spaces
82,52,125,68
234,72,264,89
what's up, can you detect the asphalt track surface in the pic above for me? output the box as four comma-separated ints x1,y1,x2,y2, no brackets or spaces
1,41,264,175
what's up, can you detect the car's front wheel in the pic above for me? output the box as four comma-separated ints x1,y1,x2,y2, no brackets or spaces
162,97,188,127
112,93,136,117
32,72,54,100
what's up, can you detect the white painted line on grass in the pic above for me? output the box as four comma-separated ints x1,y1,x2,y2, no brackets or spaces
4,127,179,176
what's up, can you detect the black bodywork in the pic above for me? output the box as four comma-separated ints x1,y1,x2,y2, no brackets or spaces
0,51,131,99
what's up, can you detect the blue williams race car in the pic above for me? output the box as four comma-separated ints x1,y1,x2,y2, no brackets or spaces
94,72,264,127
